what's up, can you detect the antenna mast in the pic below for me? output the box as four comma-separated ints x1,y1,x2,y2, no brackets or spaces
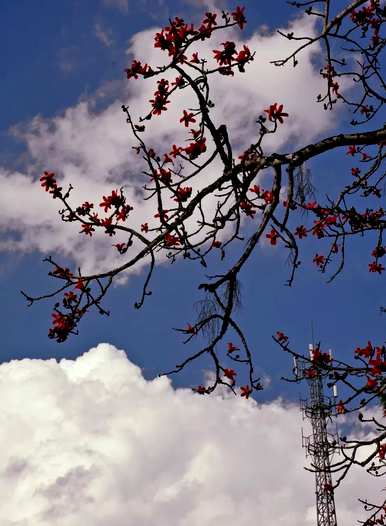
294,344,340,526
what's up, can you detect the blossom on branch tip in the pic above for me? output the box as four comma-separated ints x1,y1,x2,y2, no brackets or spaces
240,385,252,399
369,261,385,273
276,331,288,344
295,225,308,239
80,223,95,236
231,6,247,30
227,342,239,353
223,368,237,382
164,233,181,247
264,103,288,123
40,171,57,192
266,229,279,245
179,110,197,127
313,254,325,268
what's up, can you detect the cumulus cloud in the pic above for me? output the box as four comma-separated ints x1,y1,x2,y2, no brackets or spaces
1,13,339,277
0,342,380,526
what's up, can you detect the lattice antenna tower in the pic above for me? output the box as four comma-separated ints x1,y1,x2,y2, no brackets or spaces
293,344,341,526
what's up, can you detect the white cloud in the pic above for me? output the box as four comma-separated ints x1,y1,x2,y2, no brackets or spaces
0,342,380,526
1,14,339,278
95,23,113,48
102,0,128,13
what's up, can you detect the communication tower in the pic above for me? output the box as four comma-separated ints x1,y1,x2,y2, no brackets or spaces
293,344,341,526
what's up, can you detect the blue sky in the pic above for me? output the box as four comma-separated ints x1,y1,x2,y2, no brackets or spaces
0,1,384,524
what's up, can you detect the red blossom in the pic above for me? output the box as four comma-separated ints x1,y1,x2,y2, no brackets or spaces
276,331,288,344
203,12,217,27
264,103,289,123
170,144,182,158
80,223,95,236
266,229,279,245
231,6,247,30
213,41,237,66
180,110,197,127
223,368,237,382
369,261,385,273
141,223,149,233
174,186,192,202
113,243,127,254
347,145,357,156
184,138,206,160
355,341,373,359
164,233,181,247
240,385,252,399
239,200,256,218
262,190,273,204
313,253,325,268
193,385,207,394
295,225,308,239
336,401,346,414
227,342,239,353
190,52,200,64
366,377,378,390
40,171,57,192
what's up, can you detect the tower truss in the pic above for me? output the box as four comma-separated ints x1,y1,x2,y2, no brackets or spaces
294,344,341,526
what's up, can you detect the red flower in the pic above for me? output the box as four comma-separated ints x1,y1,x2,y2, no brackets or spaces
100,217,116,236
170,144,182,158
116,204,133,222
249,185,260,195
172,76,184,88
80,223,95,236
313,253,325,268
174,186,192,202
149,94,170,115
351,167,361,176
154,210,169,221
75,279,87,291
262,190,273,204
180,110,197,127
379,444,386,460
231,6,247,30
264,103,289,123
40,171,57,192
239,200,256,218
193,385,207,394
355,341,373,359
164,233,181,247
141,223,149,233
366,377,378,390
295,225,307,239
64,291,77,304
266,228,279,245
212,240,222,248
369,261,385,273
184,138,206,160
203,12,217,27
336,400,346,415
113,243,127,254
227,342,239,353
276,331,288,344
347,145,357,156
190,52,200,64
224,368,237,382
240,385,252,399
213,41,237,66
